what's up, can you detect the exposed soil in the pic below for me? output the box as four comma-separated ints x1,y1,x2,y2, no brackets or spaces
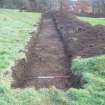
53,12,105,58
12,15,82,89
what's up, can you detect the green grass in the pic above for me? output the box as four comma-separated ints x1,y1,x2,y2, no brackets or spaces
0,9,41,72
70,56,105,105
78,16,105,26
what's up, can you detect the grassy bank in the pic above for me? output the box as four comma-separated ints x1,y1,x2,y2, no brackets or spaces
78,16,105,26
0,9,41,72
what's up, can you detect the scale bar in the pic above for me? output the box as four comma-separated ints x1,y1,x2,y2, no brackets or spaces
23,75,70,81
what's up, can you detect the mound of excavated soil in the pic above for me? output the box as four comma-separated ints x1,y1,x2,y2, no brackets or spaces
53,13,105,58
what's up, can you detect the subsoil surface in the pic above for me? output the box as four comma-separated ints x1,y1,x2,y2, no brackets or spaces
12,15,76,89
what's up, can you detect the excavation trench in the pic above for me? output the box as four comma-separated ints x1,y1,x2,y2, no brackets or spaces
12,14,82,89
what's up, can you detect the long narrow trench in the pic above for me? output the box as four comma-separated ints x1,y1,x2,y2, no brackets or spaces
12,15,72,89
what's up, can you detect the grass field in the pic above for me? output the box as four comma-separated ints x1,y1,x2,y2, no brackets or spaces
0,9,41,72
78,16,105,25
0,11,105,105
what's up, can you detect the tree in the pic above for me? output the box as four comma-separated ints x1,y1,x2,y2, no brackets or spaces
0,0,4,7
92,0,105,16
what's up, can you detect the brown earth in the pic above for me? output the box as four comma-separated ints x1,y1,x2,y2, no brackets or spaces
53,12,105,58
12,15,82,89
